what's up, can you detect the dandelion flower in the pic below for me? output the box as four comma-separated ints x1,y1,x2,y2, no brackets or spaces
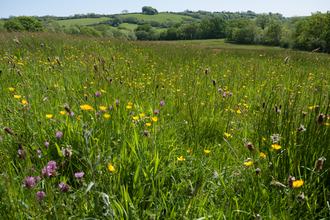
108,163,115,171
244,161,253,166
46,114,53,118
152,117,158,122
271,144,282,150
14,95,21,99
204,150,211,154
260,152,266,158
177,156,185,161
293,180,304,188
80,104,92,111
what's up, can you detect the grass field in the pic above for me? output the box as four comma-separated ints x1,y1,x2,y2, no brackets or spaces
121,13,200,23
0,32,330,219
57,17,111,27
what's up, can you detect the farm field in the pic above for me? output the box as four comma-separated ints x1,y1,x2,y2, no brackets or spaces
121,13,200,23
57,17,111,27
0,32,330,219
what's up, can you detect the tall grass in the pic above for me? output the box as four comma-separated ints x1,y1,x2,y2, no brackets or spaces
0,32,329,219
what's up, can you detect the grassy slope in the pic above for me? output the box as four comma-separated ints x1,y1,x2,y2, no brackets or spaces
121,13,200,23
57,17,110,26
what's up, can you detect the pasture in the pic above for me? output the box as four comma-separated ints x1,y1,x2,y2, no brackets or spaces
0,32,329,219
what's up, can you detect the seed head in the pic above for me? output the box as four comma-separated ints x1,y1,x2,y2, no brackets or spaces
247,142,254,152
4,126,14,135
316,157,326,170
317,114,325,124
255,168,261,175
212,79,216,86
64,106,71,114
297,193,305,202
143,130,149,137
298,124,306,132
287,175,295,189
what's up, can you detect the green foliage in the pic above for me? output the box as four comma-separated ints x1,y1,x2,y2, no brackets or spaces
79,26,102,37
142,6,158,15
255,13,271,29
226,18,252,41
4,19,25,32
264,22,283,45
15,16,44,32
43,21,63,33
135,24,152,32
166,27,178,40
64,25,81,35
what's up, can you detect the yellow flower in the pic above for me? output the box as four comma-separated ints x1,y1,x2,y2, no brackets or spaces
140,113,145,117
80,104,92,110
108,163,115,171
152,117,158,122
244,161,253,166
325,123,329,126
84,86,87,89
224,132,232,138
146,123,151,126
22,99,28,105
104,114,110,118
262,138,266,141
187,149,191,153
236,110,241,114
133,116,139,120
128,102,133,106
177,156,185,161
204,150,211,154
9,87,15,91
126,106,132,109
308,106,315,109
271,144,282,150
100,89,105,93
260,152,266,158
60,111,66,115
54,84,59,87
293,180,304,188
14,95,21,99
46,114,53,118
100,106,107,111
77,115,82,120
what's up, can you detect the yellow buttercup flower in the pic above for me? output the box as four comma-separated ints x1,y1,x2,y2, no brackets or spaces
293,180,304,188
77,115,82,120
271,144,282,150
224,132,232,138
236,110,242,114
152,117,158,122
22,99,28,105
244,161,253,166
133,116,139,120
100,106,107,111
140,113,145,117
108,163,115,171
146,123,151,126
128,102,133,106
260,152,266,158
204,150,211,154
177,156,185,161
60,111,66,115
46,114,53,118
54,84,59,87
14,95,21,99
100,89,106,93
104,114,110,118
9,87,15,91
187,150,191,153
126,106,132,109
80,104,92,110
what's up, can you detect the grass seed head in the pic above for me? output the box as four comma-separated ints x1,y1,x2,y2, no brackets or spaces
287,175,295,189
316,157,326,170
4,126,14,135
247,142,254,152
255,168,261,175
317,113,325,124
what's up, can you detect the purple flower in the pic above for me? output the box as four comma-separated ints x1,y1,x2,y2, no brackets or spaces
223,92,227,98
277,109,281,114
217,88,223,92
24,176,36,189
74,171,85,179
18,149,27,159
96,113,101,117
154,109,160,114
110,106,114,111
59,182,70,193
37,149,41,154
44,142,49,147
229,92,233,97
0,137,2,141
36,191,46,201
70,111,75,116
159,101,165,106
67,69,70,72
36,176,41,182
115,100,119,106
47,160,57,170
314,89,317,91
95,91,101,97
42,166,53,178
55,131,63,139
324,95,327,98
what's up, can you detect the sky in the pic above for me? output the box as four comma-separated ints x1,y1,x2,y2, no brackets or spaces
1,0,329,18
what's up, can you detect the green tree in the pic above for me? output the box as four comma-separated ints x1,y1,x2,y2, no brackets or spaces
166,27,178,40
142,6,158,15
135,24,152,32
4,19,25,31
209,16,227,38
255,13,270,29
226,18,251,41
14,16,44,31
264,22,282,45
79,27,102,37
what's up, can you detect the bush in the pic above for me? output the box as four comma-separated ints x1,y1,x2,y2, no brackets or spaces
15,16,44,32
80,27,102,37
64,26,81,35
4,20,25,32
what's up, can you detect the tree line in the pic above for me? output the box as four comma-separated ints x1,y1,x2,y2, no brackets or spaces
0,12,329,53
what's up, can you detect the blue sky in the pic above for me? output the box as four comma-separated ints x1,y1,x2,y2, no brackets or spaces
1,0,329,18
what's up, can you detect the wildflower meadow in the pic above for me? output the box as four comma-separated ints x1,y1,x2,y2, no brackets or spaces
0,32,330,219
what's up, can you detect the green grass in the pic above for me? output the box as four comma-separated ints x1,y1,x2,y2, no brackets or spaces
121,13,200,23
57,17,111,27
0,32,330,219
118,23,139,30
